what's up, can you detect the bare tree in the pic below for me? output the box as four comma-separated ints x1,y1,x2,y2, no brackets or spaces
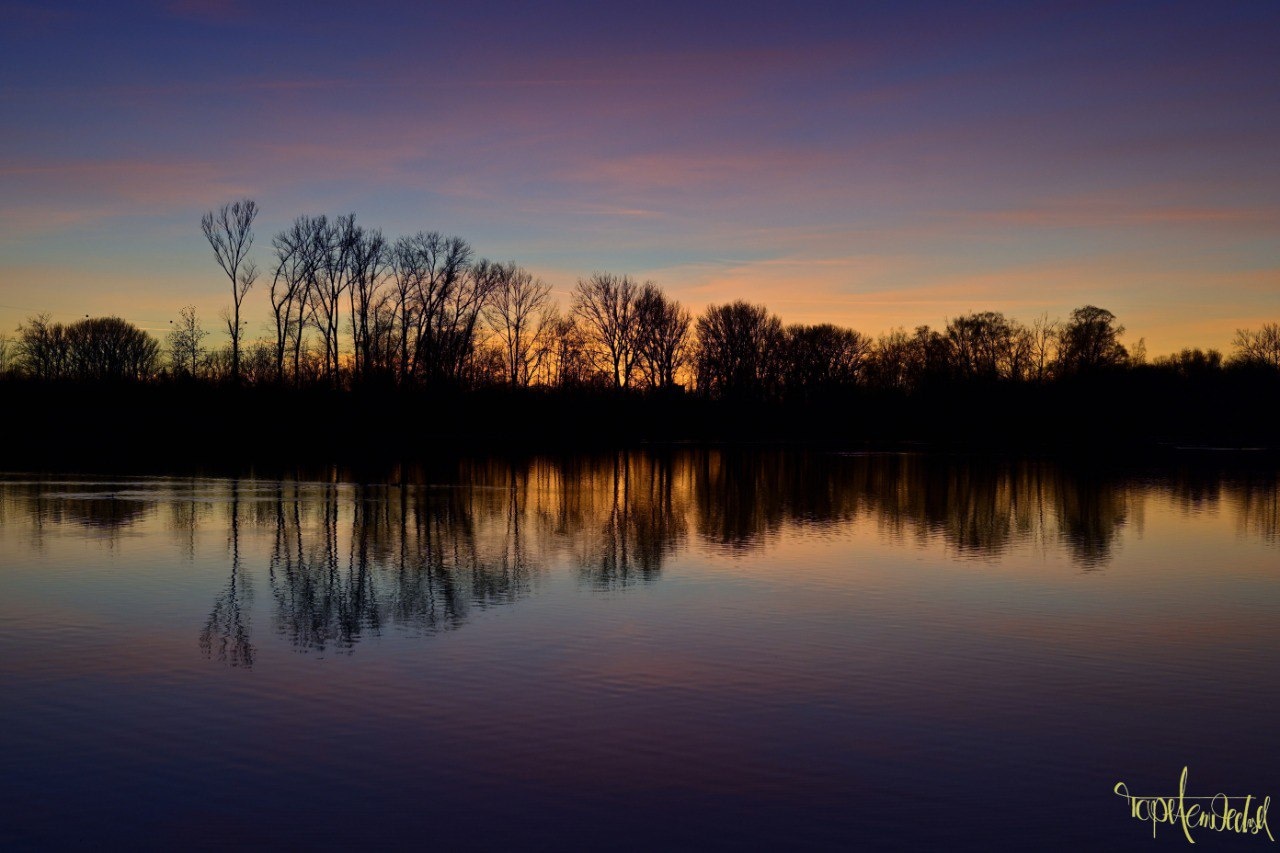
220,260,258,380
440,257,500,386
866,328,912,390
201,199,259,383
239,339,276,386
62,317,159,381
345,225,391,384
270,217,320,384
634,283,691,390
167,305,208,378
389,234,424,384
944,311,1024,380
1130,336,1147,366
470,339,508,387
573,272,641,388
866,325,949,391
1232,322,1280,368
308,214,359,385
911,325,952,386
547,312,593,389
694,301,784,400
14,313,70,380
484,263,555,387
1027,313,1059,382
392,233,474,385
781,323,869,397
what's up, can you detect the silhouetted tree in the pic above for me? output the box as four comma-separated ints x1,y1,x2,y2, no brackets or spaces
1057,305,1127,374
238,339,276,386
1153,347,1223,376
201,199,258,383
470,340,508,387
388,233,429,384
59,316,158,381
167,305,207,378
866,328,912,390
14,313,70,380
944,311,1032,381
484,263,555,387
1027,313,1059,382
634,283,691,390
781,322,868,397
874,324,951,390
547,313,595,389
346,225,392,383
391,233,477,386
270,217,320,384
573,272,641,388
437,256,499,386
308,213,359,385
1232,322,1280,369
694,301,783,400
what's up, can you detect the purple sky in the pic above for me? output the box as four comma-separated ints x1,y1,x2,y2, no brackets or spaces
2,0,1277,355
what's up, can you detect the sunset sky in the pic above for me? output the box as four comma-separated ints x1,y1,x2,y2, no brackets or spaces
2,0,1277,356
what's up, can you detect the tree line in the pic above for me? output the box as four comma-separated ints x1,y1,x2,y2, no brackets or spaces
3,197,1279,398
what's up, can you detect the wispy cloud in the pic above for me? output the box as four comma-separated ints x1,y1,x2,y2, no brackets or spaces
0,159,252,239
955,203,1280,229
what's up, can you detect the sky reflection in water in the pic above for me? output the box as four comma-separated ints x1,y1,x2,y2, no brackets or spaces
1,452,1278,850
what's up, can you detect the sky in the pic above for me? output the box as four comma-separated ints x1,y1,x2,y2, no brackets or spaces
1,0,1277,356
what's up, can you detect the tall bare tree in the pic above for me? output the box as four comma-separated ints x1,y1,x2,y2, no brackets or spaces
440,257,500,385
391,233,474,385
201,199,259,383
309,214,359,385
389,234,424,384
270,217,321,384
484,264,555,387
345,225,391,384
573,272,641,388
634,283,691,390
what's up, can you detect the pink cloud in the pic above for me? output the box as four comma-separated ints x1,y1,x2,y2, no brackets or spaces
0,159,253,238
954,202,1280,229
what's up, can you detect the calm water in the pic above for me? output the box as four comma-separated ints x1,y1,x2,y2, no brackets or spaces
2,452,1278,850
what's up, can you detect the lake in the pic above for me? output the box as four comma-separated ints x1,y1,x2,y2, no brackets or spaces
2,451,1278,850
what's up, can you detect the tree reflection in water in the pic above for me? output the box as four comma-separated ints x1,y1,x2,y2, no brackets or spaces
200,478,253,666
1,454,1276,666
1236,471,1279,543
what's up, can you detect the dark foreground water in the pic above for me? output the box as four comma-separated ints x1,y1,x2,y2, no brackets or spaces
2,452,1278,851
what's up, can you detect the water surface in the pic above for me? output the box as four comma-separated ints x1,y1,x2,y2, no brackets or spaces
2,453,1278,850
